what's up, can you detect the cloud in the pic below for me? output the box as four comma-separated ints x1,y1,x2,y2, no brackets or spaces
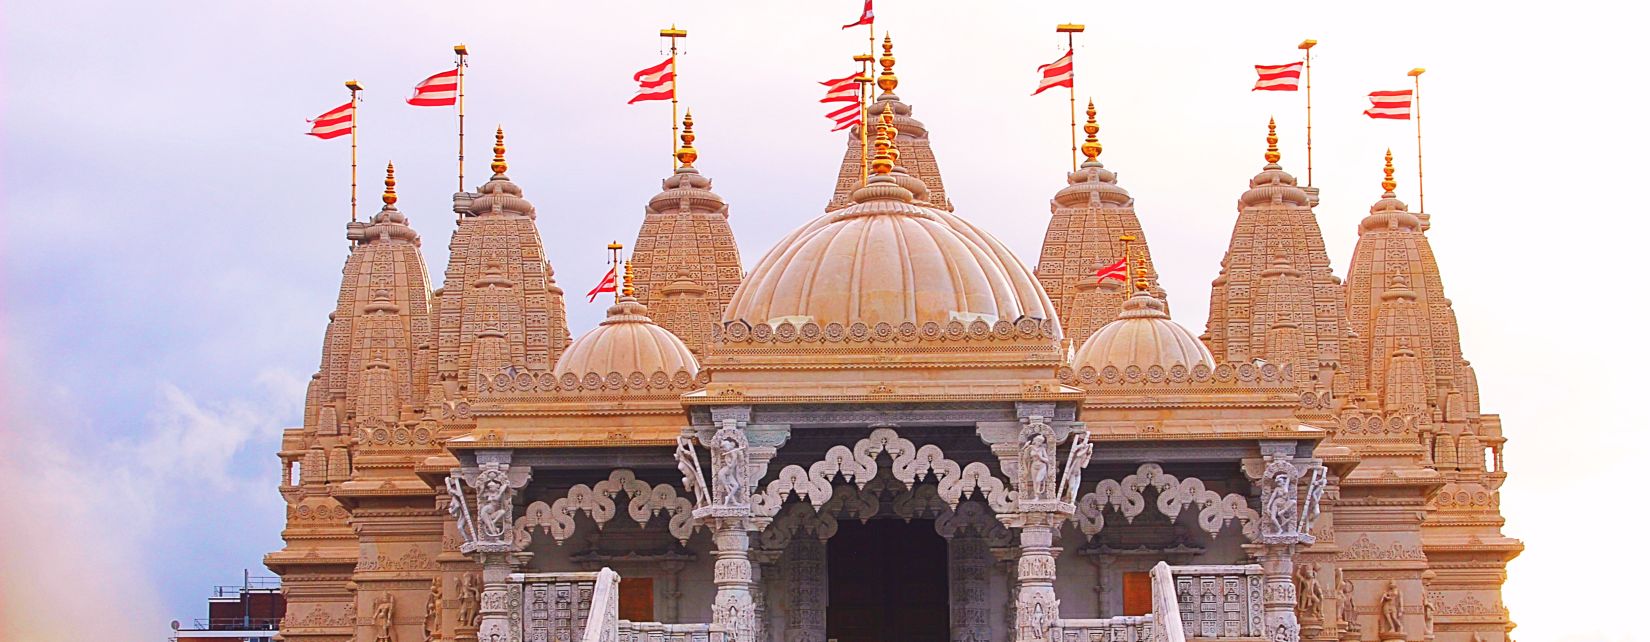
0,356,302,642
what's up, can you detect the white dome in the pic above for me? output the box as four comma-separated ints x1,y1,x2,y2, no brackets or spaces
554,298,698,379
1074,291,1213,372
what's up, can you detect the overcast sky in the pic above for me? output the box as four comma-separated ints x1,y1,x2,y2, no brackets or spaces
3,1,1645,641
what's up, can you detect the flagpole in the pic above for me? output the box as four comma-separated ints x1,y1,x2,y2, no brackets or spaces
1299,39,1317,186
1058,24,1085,173
608,241,624,304
662,26,687,171
345,80,363,223
868,19,876,182
455,44,468,193
1409,67,1426,214
854,54,874,184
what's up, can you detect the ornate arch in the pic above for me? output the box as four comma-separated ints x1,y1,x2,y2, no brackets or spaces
513,469,699,547
1074,463,1260,540
753,427,1012,517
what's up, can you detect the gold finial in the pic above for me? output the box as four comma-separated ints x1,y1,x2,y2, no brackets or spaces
1080,98,1102,162
1133,247,1150,293
676,110,698,168
491,126,508,175
1381,148,1397,195
877,34,899,94
622,260,635,297
382,162,397,206
1264,117,1281,164
871,107,894,175
881,106,900,165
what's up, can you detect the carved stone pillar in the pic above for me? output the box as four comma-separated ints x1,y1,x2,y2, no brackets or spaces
783,537,826,642
453,451,532,642
1242,442,1327,642
979,406,1082,642
707,518,757,642
1006,513,1063,642
939,504,1001,642
1248,543,1300,642
692,416,764,642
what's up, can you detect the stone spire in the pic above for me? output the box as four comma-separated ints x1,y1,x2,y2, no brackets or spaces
629,110,743,356
267,161,435,642
1203,118,1346,401
1035,98,1167,346
432,126,572,409
1341,150,1521,636
826,35,953,212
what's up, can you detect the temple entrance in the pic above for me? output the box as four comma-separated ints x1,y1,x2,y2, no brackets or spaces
826,518,949,642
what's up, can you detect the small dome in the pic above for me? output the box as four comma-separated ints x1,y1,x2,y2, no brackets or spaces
554,297,698,379
1074,291,1213,373
724,175,1058,331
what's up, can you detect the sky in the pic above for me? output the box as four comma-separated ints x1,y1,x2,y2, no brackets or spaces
1,1,1645,640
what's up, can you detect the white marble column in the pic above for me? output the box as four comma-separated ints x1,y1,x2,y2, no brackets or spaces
783,537,826,642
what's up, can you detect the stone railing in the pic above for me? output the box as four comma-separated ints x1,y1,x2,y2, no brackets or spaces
1169,564,1264,639
563,568,727,642
1052,615,1156,642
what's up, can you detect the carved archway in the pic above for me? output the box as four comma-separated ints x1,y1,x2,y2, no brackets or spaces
513,469,699,547
1074,463,1260,541
753,427,1012,517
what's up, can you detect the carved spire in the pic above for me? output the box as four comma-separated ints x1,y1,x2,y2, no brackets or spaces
1081,99,1101,163
676,110,698,168
827,33,952,211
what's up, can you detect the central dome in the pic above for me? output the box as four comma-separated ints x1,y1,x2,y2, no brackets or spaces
724,182,1058,331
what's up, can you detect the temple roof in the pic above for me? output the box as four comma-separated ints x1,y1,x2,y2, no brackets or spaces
1073,289,1211,374
825,36,953,212
553,289,699,385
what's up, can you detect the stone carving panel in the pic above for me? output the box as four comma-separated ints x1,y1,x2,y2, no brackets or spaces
1074,463,1260,540
513,469,699,547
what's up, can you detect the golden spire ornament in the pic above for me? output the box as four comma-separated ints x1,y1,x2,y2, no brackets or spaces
1381,148,1397,196
1264,117,1281,165
870,106,894,176
491,126,508,175
881,104,899,166
676,110,698,169
622,260,635,298
382,162,397,206
1080,98,1102,163
877,34,899,95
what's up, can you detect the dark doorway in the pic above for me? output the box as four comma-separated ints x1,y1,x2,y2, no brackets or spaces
826,518,949,642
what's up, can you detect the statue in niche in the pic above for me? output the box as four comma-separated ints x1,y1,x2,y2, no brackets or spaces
711,425,749,507
1295,563,1324,621
1378,580,1404,636
1018,423,1057,501
1336,568,1358,634
458,574,481,628
1058,431,1093,504
372,592,396,642
1423,594,1436,638
475,467,512,540
1260,460,1299,539
445,476,477,545
424,579,442,642
676,436,712,508
1298,466,1327,538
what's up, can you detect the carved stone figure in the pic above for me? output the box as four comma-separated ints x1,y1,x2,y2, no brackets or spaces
1260,460,1299,541
1295,563,1324,621
1057,431,1092,504
1423,594,1436,638
1336,568,1358,634
458,573,480,629
1298,466,1327,538
710,425,750,507
373,592,396,642
676,435,712,508
424,579,442,642
1019,431,1055,501
1378,580,1403,636
475,467,513,540
445,475,476,545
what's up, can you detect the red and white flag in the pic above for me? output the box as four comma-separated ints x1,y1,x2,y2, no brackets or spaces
407,68,459,106
1032,50,1073,96
586,266,618,302
819,72,860,103
842,0,873,29
1095,257,1127,284
1364,90,1413,119
826,103,861,132
306,101,354,140
1252,62,1303,91
628,58,675,104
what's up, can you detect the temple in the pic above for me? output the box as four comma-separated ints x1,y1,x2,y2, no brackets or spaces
268,36,1518,642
